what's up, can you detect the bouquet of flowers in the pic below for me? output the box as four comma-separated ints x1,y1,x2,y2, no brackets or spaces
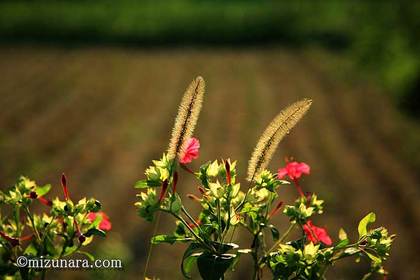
135,77,395,279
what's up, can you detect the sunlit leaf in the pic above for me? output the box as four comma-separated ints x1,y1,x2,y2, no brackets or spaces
358,212,376,238
339,228,348,240
35,184,52,197
182,243,204,279
151,234,192,245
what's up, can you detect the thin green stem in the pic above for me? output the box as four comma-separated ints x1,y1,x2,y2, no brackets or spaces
14,206,21,237
222,193,232,243
252,250,260,280
143,211,162,279
229,226,237,243
259,223,296,266
181,206,199,227
181,206,211,243
361,271,373,280
23,207,41,242
216,199,222,243
292,178,305,197
161,209,215,253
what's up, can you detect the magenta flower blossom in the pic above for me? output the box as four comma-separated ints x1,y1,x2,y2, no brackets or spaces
88,211,112,231
277,161,310,180
179,137,200,164
278,161,310,197
303,220,332,246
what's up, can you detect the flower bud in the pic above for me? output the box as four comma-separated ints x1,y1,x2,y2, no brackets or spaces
29,191,38,199
78,234,86,244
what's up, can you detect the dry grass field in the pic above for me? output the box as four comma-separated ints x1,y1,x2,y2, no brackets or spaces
0,46,419,279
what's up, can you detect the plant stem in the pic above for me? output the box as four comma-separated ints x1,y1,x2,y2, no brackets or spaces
181,206,200,228
163,209,215,253
292,178,304,197
216,199,222,244
181,206,209,239
143,211,162,280
14,206,21,237
252,251,260,280
361,271,373,280
23,206,41,242
259,223,296,266
229,226,237,243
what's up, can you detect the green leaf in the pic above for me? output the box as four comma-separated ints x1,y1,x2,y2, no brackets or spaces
134,180,148,189
182,243,204,279
268,225,280,241
170,194,182,214
358,212,376,238
23,243,38,256
151,234,192,245
182,253,200,279
335,239,349,249
88,215,102,230
63,244,79,256
365,251,382,265
45,235,57,256
36,184,52,197
338,228,348,240
135,179,161,188
85,228,106,238
78,250,95,261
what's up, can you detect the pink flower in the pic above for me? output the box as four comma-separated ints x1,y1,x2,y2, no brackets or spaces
88,211,112,231
303,220,332,246
277,161,310,180
179,137,200,164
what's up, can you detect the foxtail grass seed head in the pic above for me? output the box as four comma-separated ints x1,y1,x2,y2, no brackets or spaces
247,99,312,181
168,76,205,161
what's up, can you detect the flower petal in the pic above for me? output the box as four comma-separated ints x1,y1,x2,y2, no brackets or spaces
179,138,200,164
277,168,288,179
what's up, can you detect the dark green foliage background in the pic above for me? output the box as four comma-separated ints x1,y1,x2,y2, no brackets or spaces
0,0,419,112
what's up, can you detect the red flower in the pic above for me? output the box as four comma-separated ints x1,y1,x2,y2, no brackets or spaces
87,211,112,231
303,220,332,246
28,191,52,207
37,196,53,207
179,138,200,164
277,161,310,180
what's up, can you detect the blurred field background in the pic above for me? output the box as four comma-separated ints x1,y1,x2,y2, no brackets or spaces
0,1,419,279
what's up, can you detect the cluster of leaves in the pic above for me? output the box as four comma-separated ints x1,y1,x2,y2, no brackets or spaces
0,176,110,279
283,195,324,225
267,212,395,280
